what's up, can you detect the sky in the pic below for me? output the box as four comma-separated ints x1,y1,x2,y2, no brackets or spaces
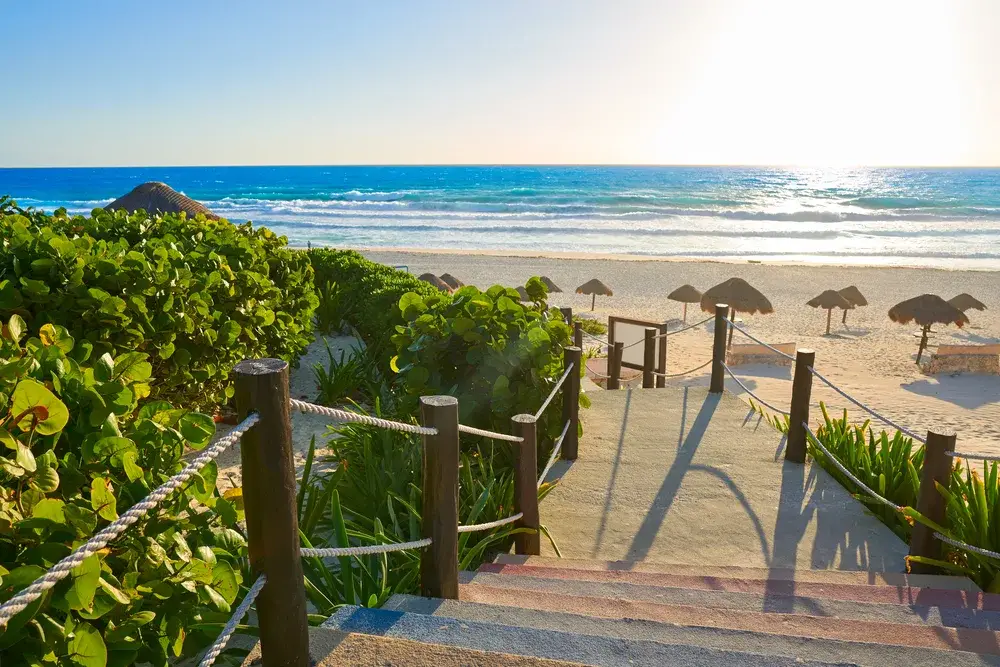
2,0,999,167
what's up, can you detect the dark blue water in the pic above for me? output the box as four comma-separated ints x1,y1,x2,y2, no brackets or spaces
3,165,1000,268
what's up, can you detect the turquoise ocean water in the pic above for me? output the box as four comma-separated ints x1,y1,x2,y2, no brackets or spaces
2,165,1000,269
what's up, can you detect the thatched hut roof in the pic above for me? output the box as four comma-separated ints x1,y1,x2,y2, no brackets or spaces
699,278,773,315
888,294,969,328
667,284,702,304
419,273,451,292
947,293,987,312
808,290,853,310
576,279,612,296
838,286,868,307
439,273,464,290
106,182,218,220
540,276,562,293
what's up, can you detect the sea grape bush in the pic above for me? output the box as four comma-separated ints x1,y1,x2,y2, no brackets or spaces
0,317,248,667
0,197,318,409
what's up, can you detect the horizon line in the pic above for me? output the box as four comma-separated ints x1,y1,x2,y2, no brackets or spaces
3,162,1000,170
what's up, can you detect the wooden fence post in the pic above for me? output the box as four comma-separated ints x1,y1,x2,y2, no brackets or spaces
420,396,460,599
608,341,624,390
573,321,583,351
642,327,656,389
234,359,310,667
656,328,667,389
562,345,582,460
512,414,540,554
909,430,957,573
786,349,816,464
709,304,729,393
560,307,573,325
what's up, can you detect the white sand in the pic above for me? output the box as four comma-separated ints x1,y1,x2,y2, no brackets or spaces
364,249,1000,456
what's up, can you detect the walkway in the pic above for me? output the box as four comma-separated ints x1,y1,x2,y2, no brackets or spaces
540,386,909,572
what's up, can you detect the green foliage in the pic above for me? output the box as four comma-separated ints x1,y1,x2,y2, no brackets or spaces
314,281,345,335
0,319,249,667
312,343,387,409
573,316,607,337
0,199,318,408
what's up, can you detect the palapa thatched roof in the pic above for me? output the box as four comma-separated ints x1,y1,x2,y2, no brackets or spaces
540,276,562,293
699,277,773,315
439,273,464,290
838,286,868,307
106,182,218,220
808,290,853,310
576,279,612,296
947,293,987,312
667,284,702,304
888,294,969,328
418,273,451,292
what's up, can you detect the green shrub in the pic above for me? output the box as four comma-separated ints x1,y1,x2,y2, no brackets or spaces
0,317,248,667
0,198,318,409
573,316,607,337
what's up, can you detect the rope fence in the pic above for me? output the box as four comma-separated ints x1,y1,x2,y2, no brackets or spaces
660,315,713,337
538,419,572,487
807,368,927,444
724,318,796,361
802,423,903,512
534,362,575,420
301,538,432,558
652,359,713,378
457,423,523,442
947,450,1000,462
933,532,1000,562
290,398,438,435
198,574,268,667
458,513,524,533
721,362,790,417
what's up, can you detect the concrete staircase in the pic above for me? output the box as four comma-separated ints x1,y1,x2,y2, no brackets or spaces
316,554,1000,666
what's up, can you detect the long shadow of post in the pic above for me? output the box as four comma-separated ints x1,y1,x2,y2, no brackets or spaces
591,388,633,556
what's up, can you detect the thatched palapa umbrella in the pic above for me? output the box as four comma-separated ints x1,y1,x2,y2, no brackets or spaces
667,284,702,323
948,293,987,313
439,273,464,290
419,273,451,292
576,279,612,311
807,290,853,335
838,286,868,325
540,276,562,293
700,277,774,348
106,182,219,219
888,294,969,364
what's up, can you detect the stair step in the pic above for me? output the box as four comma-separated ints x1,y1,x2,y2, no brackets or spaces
324,604,856,667
384,595,1000,667
457,581,1000,654
492,554,980,592
481,562,998,610
462,570,1000,629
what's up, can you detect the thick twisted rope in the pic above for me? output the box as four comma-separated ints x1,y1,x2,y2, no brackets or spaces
458,512,524,533
0,413,259,627
198,574,267,667
538,419,572,487
659,316,713,337
457,424,523,442
934,532,1000,561
724,319,796,361
652,359,713,378
290,398,437,435
534,363,575,421
301,538,432,558
581,330,609,347
807,368,926,444
947,451,1000,462
803,423,903,512
721,362,791,416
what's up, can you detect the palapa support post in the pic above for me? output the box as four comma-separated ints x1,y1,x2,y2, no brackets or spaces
786,349,816,464
560,307,573,325
234,359,310,667
642,327,656,389
909,430,957,574
561,345,582,460
419,396,460,599
573,321,583,351
656,328,667,389
608,341,624,390
709,304,729,394
512,414,540,554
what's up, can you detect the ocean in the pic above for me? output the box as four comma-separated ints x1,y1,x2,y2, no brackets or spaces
2,165,1000,269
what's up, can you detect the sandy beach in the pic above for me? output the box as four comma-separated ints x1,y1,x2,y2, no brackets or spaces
364,249,1000,456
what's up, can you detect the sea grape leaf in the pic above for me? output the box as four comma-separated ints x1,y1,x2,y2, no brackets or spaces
64,555,101,611
90,477,118,521
11,379,70,435
67,621,107,667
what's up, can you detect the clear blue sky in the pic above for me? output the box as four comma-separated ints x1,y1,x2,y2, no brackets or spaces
3,0,999,167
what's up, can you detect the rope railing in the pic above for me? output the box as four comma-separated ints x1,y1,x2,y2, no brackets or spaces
658,315,713,337
802,423,903,512
807,368,927,444
301,538,433,558
0,412,260,627
652,359,713,378
290,398,438,435
946,450,1000,462
457,423,523,442
933,532,1000,562
721,362,790,416
724,318,796,361
458,512,524,533
198,574,268,667
534,362,575,420
538,419,572,486
581,330,609,346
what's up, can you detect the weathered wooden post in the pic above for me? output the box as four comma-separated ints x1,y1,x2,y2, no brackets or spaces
709,304,729,394
656,329,667,389
573,321,583,351
512,414,540,554
420,396,460,599
560,307,573,325
234,359,310,667
786,349,816,464
642,327,656,389
608,341,624,390
909,430,957,573
562,345,582,460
